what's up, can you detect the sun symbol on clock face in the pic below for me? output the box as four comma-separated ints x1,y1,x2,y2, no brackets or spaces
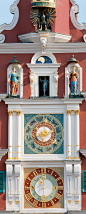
24,114,64,154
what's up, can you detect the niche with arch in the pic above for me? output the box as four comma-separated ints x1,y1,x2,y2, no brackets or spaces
65,63,82,98
7,64,23,98
27,51,61,98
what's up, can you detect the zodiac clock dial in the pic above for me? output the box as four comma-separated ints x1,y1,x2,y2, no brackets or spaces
24,114,64,154
24,168,64,208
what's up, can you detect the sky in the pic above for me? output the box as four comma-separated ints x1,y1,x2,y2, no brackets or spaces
0,0,86,25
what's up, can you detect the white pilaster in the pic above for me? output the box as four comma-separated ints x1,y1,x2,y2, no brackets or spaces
54,71,58,97
66,110,71,159
8,111,13,159
6,165,13,207
74,164,81,207
74,110,80,159
14,165,21,208
16,111,21,159
66,164,72,206
65,67,69,98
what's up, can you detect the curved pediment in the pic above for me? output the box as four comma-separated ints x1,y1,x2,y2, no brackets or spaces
70,0,86,30
0,0,20,43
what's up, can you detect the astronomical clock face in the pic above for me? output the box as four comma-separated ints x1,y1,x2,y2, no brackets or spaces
24,114,64,154
24,168,64,208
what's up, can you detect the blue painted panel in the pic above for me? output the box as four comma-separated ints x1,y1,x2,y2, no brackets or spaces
24,114,64,154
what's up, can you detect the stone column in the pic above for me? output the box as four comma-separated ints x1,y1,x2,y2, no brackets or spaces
74,110,80,159
66,110,71,159
54,71,58,97
16,111,21,159
29,72,34,97
8,111,13,159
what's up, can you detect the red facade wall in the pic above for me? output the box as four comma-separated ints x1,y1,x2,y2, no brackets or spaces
0,101,8,149
80,101,86,149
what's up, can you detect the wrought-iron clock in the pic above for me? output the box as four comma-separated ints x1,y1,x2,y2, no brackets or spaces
24,168,64,208
24,114,64,154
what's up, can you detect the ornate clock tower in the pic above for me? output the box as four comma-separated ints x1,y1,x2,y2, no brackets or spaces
0,0,86,214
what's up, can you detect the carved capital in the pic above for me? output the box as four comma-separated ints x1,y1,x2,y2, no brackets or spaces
9,201,13,205
68,200,72,204
16,111,21,116
74,110,80,115
16,201,19,204
66,110,71,115
8,111,13,116
75,200,79,204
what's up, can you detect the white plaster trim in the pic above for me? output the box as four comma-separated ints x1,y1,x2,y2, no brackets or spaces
0,149,8,161
0,43,86,53
18,32,72,44
0,93,7,102
0,0,20,43
83,34,86,42
4,98,83,106
80,149,86,157
81,91,86,100
70,0,86,30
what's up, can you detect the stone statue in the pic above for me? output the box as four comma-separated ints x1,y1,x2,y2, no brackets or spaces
40,77,49,96
69,67,78,95
8,67,19,96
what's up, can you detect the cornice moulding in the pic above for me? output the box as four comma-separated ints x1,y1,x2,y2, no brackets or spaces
80,149,86,157
0,43,86,53
0,149,8,161
4,98,83,106
0,0,20,43
18,32,72,43
27,63,61,69
0,94,7,102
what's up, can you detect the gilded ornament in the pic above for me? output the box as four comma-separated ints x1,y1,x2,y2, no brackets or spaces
66,110,71,115
16,111,21,116
74,110,80,115
9,201,13,205
75,200,79,204
8,110,13,116
16,201,19,205
68,200,71,204
66,157,72,159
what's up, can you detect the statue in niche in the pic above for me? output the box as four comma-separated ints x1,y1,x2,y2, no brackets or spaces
69,67,78,95
39,76,49,97
8,67,19,96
